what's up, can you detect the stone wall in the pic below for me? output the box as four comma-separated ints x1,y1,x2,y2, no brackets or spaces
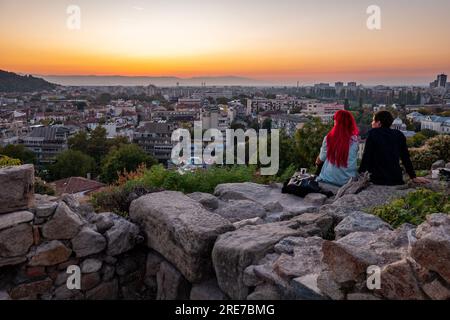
0,165,150,300
1,165,449,300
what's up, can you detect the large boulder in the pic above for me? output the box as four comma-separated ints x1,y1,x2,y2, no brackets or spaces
81,259,103,274
130,191,233,283
86,279,119,300
290,212,334,238
71,226,107,258
0,164,34,214
9,278,52,300
212,221,304,299
187,192,219,210
104,214,141,256
156,261,191,300
292,274,325,300
89,213,115,234
190,279,228,300
28,240,72,266
0,223,33,259
34,201,58,219
215,200,266,223
323,185,414,220
214,182,318,216
0,210,34,231
42,202,84,240
422,278,450,300
248,236,326,300
379,258,427,300
214,182,270,202
320,226,412,287
411,213,450,283
272,237,324,280
334,211,392,239
304,193,328,206
247,284,282,300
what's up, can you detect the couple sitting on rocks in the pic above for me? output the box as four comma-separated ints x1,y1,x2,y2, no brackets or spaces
315,110,429,187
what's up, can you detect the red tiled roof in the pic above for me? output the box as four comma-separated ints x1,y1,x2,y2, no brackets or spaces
51,177,106,196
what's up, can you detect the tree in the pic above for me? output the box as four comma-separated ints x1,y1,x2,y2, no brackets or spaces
420,129,438,139
0,144,36,164
68,131,89,154
230,121,246,131
107,136,130,150
262,118,272,131
49,150,97,181
69,129,130,165
88,126,108,163
216,97,230,105
294,118,332,168
278,130,300,173
248,119,260,131
406,133,427,148
100,144,157,183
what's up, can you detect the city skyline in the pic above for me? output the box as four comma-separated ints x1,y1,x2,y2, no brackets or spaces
1,0,450,85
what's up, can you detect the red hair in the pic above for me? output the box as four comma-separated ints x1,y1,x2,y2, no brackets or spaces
326,110,359,168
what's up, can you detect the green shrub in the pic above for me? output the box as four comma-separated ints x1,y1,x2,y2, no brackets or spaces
34,177,55,195
0,155,21,167
91,165,259,215
409,147,440,170
139,164,257,194
410,134,450,170
91,183,163,216
371,188,450,228
426,135,450,162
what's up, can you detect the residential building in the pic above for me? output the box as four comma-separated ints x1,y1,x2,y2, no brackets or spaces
420,115,450,134
133,121,176,164
21,126,74,166
201,105,232,132
87,123,117,138
406,112,426,123
437,74,448,88
302,102,345,122
271,114,309,137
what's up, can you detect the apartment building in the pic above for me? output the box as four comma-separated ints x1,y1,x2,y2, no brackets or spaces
133,121,176,164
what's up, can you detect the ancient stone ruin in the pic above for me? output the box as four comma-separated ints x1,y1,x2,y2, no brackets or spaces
0,164,449,300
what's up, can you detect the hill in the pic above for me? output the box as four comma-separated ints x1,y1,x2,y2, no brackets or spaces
0,70,57,92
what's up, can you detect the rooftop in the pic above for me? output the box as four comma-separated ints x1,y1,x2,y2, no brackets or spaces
51,176,105,196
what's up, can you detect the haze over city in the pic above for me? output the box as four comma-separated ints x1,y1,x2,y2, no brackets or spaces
1,0,450,85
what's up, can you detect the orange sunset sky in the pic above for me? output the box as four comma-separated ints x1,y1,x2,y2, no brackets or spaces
1,0,449,85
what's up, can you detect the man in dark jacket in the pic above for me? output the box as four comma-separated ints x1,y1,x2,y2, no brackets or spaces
359,110,428,185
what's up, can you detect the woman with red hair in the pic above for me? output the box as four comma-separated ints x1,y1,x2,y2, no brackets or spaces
315,110,359,186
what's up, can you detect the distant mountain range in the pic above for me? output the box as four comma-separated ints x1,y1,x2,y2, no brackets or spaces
0,70,57,92
38,75,264,87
